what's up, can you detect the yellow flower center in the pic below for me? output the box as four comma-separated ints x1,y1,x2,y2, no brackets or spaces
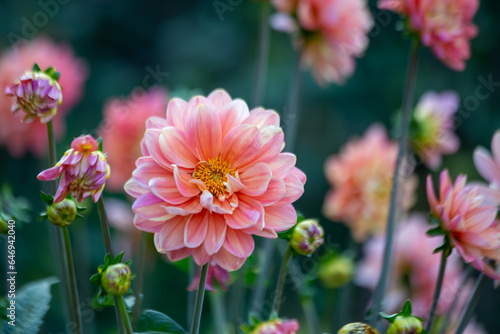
193,157,236,196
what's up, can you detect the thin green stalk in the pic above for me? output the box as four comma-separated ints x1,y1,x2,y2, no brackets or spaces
252,0,271,107
62,227,83,333
272,247,293,315
454,272,488,334
116,295,133,334
250,239,274,314
284,54,303,152
369,39,420,327
425,250,448,332
191,263,210,334
188,258,196,326
302,297,321,334
132,232,147,329
210,292,227,334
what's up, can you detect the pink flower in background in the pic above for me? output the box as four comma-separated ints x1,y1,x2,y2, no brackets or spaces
188,262,231,292
251,318,299,334
427,170,500,279
356,214,467,317
378,0,479,71
473,130,500,205
38,135,110,203
412,91,460,169
125,89,305,271
0,37,88,157
323,125,417,242
99,88,168,192
271,0,373,85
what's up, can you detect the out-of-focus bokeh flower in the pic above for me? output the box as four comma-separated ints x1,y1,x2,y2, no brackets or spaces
474,130,500,205
187,262,231,292
411,91,460,169
250,318,299,334
271,0,373,85
290,218,324,255
125,89,306,271
318,253,355,289
378,0,479,71
427,170,500,279
323,125,417,242
0,37,88,157
38,135,110,203
356,214,466,317
99,87,168,192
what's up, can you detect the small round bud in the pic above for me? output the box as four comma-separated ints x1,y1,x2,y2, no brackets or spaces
290,219,324,255
338,322,378,334
101,263,132,296
387,315,423,334
47,199,77,227
318,254,355,289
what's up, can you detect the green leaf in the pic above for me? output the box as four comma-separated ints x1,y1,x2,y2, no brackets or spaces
426,226,444,236
104,253,113,266
40,192,54,206
135,310,186,333
97,137,103,152
379,312,398,323
89,273,100,285
32,63,41,72
43,67,60,81
3,277,58,333
402,299,412,316
114,251,125,264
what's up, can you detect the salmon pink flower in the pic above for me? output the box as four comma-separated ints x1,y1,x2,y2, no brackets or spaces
271,0,373,85
125,89,306,271
427,170,500,278
473,130,500,206
411,91,460,169
99,87,168,192
249,318,299,334
188,262,231,292
323,125,417,242
378,0,479,71
38,135,110,203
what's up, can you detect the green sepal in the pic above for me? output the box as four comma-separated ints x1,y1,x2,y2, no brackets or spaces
76,213,84,218
40,191,54,206
32,63,41,72
76,206,86,212
44,67,60,81
97,137,103,152
380,312,398,323
104,253,113,267
426,226,445,236
401,299,412,316
38,212,48,221
89,273,100,285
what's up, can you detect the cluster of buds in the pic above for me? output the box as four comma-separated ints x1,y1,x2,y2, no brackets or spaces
5,64,62,124
289,219,324,256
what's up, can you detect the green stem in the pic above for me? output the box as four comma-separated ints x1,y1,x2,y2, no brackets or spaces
425,250,448,332
209,292,227,334
369,39,420,326
190,263,210,334
62,227,83,333
252,0,271,107
250,239,274,314
132,232,147,329
116,295,133,334
272,247,293,315
454,272,488,334
284,54,303,153
302,297,321,334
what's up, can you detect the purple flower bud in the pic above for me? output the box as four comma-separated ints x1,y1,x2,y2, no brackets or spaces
290,219,324,256
101,263,132,296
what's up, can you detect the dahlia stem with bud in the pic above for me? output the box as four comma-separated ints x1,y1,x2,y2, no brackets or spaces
370,38,420,326
190,263,210,334
454,272,488,334
272,247,293,314
425,249,448,332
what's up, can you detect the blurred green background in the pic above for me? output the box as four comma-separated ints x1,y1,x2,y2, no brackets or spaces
1,0,500,333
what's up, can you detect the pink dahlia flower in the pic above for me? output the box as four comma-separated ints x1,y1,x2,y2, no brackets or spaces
38,135,110,203
473,130,500,206
125,89,306,271
271,0,373,85
412,91,460,169
99,87,168,192
378,0,479,71
251,318,299,334
188,262,231,292
323,125,417,242
0,37,88,157
356,214,467,318
427,170,500,279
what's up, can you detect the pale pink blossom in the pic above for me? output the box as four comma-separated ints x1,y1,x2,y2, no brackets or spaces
323,125,417,242
251,318,299,334
99,88,168,192
412,91,460,169
188,262,231,292
0,37,88,157
378,0,479,71
271,0,373,85
473,130,500,206
356,214,467,318
125,89,306,271
38,135,110,203
427,170,500,279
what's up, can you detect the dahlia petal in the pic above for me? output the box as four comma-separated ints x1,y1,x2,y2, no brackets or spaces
200,190,214,211
223,228,255,258
426,175,439,213
192,246,211,266
212,198,234,215
470,259,500,280
252,228,278,239
207,89,232,113
91,186,105,203
144,129,174,170
221,124,262,168
163,197,203,216
224,199,260,229
150,176,190,205
226,175,246,193
243,108,280,128
132,159,169,187
124,178,148,198
204,213,227,255
218,99,250,137
244,127,284,167
157,216,189,251
239,196,265,234
132,192,172,221
173,165,201,197
254,177,286,206
213,247,246,271
184,211,209,248
146,116,169,130
184,96,215,124
185,103,222,161
465,208,497,233
134,215,164,233
281,173,305,203
491,130,500,166
474,147,500,184
264,204,297,231
239,162,272,196
268,153,296,178
160,127,198,168
37,165,64,181
165,247,193,261
166,98,188,130
290,167,307,185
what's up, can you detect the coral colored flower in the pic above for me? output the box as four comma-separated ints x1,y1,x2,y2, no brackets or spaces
0,37,88,157
5,71,62,124
378,0,479,71
412,91,460,169
323,125,417,242
356,214,468,317
271,0,373,85
427,170,500,278
125,89,306,271
250,318,299,334
99,88,168,192
188,262,231,292
473,130,500,206
37,135,110,203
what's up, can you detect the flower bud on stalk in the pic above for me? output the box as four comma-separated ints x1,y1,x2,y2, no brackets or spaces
387,315,423,334
101,263,132,296
290,219,324,255
338,322,379,334
47,199,77,227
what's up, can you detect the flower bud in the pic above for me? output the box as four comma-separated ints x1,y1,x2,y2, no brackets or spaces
387,315,423,334
47,199,77,227
318,254,355,289
338,323,378,334
290,219,324,255
101,263,132,296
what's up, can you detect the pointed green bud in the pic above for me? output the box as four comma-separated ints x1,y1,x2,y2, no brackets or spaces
101,263,132,296
290,219,324,256
387,315,423,334
47,199,77,227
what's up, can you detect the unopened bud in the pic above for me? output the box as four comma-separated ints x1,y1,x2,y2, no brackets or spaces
290,219,324,255
101,263,132,296
387,315,423,334
319,254,355,289
338,323,378,334
47,199,77,227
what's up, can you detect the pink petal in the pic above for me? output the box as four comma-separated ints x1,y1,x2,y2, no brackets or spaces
474,147,500,184
184,211,209,248
156,216,190,251
37,165,63,181
254,177,286,206
221,124,262,168
163,197,203,216
218,99,250,137
173,165,201,197
150,176,190,205
253,228,278,238
290,167,307,185
226,175,246,193
439,170,453,200
243,108,280,128
134,215,164,233
166,98,188,130
185,103,222,161
183,96,215,125
244,127,284,167
281,173,304,203
268,153,296,178
491,130,500,166
192,246,211,266
144,129,174,170
165,247,193,261
146,116,168,130
207,89,232,112
132,158,169,187
264,204,297,231
239,162,272,196
160,127,198,168
224,199,260,229
132,192,172,221
239,196,265,233
223,228,255,258
426,175,439,211
213,247,246,271
204,213,227,255
124,178,148,198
